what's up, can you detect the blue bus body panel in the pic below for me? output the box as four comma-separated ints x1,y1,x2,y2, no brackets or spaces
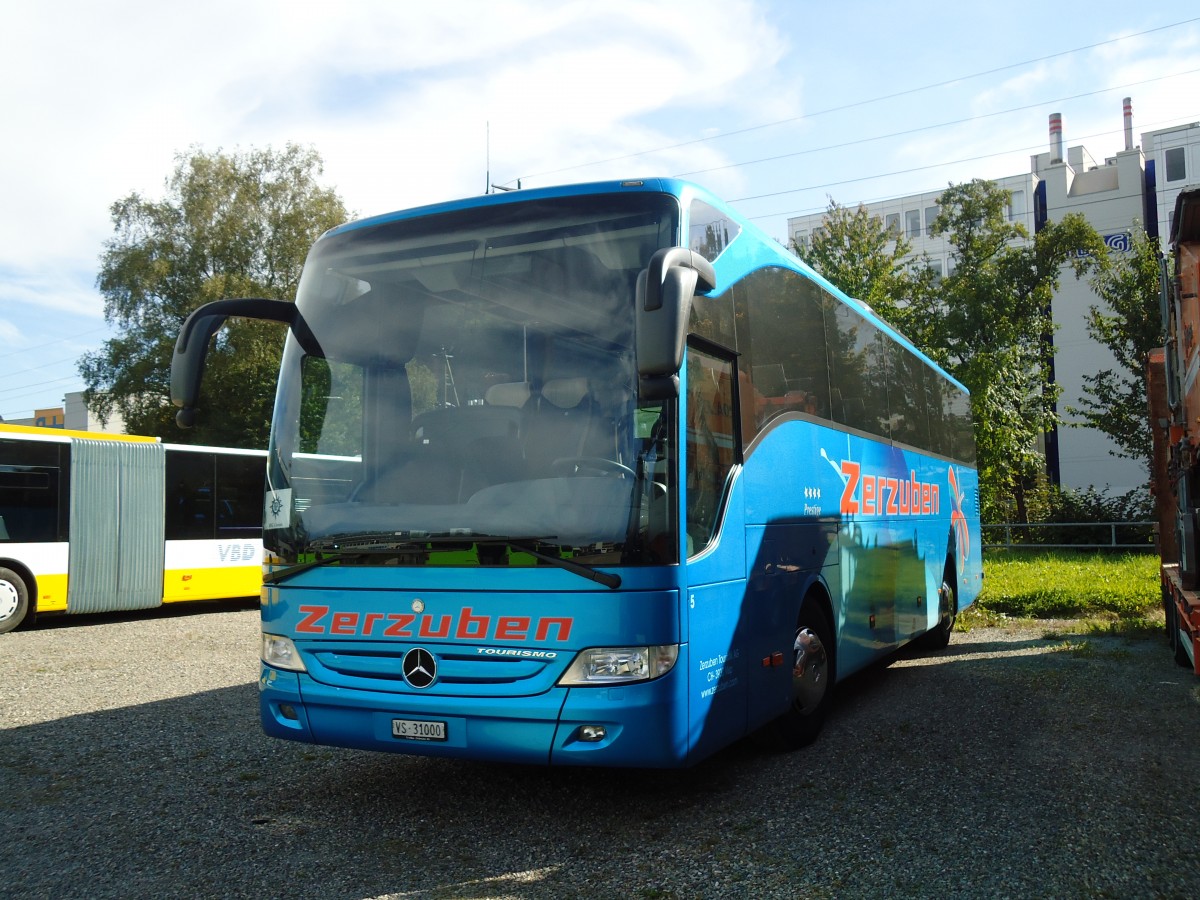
668,421,980,762
683,473,752,760
741,419,982,671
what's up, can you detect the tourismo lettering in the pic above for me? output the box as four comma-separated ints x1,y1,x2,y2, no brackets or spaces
294,605,573,642
839,461,939,517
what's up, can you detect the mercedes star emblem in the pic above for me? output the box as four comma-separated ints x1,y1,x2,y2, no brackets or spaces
402,647,437,689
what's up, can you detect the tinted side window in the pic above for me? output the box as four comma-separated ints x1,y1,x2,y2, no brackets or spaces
745,268,833,436
944,389,976,464
826,302,888,437
166,452,215,540
887,344,932,450
925,370,951,457
690,265,969,459
0,466,61,542
690,284,737,351
0,439,67,543
688,200,741,263
216,455,264,539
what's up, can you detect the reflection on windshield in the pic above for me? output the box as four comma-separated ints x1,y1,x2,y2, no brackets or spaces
266,193,680,568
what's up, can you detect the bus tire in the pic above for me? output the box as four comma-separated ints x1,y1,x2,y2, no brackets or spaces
0,566,30,634
921,560,957,651
763,599,834,751
1166,592,1192,668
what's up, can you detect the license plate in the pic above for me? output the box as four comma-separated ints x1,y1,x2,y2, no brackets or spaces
392,718,447,741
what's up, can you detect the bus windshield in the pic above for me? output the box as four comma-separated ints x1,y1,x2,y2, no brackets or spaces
266,192,680,567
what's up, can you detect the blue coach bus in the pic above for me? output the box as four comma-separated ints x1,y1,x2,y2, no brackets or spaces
172,178,982,768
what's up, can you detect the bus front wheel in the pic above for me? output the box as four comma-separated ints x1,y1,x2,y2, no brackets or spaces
0,567,30,634
762,601,834,751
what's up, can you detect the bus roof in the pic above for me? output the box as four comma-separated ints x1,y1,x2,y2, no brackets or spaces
0,423,158,444
323,177,698,239
0,423,266,456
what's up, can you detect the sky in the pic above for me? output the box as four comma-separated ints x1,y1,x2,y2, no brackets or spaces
2,0,1198,423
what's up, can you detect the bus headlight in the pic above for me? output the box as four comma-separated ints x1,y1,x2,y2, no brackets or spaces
262,633,307,672
558,645,679,685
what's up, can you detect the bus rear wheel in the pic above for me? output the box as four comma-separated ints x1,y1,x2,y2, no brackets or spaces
920,561,958,651
0,567,30,634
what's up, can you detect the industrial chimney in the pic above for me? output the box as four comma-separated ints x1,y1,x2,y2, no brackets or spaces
1049,113,1064,162
1123,97,1134,151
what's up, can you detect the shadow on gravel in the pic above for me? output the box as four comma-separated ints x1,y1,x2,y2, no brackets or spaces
4,629,1199,900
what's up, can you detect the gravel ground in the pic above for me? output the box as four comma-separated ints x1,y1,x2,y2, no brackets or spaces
3,602,1199,900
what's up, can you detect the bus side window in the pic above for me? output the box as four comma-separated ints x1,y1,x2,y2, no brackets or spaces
686,347,737,557
0,467,59,542
165,452,215,540
216,455,265,538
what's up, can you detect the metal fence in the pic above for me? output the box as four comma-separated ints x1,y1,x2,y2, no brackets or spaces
982,521,1155,551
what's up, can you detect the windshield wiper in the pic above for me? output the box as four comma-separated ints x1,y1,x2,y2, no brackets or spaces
263,532,622,589
262,546,413,585
475,536,622,590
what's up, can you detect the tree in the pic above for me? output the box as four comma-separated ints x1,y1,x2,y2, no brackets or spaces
1068,227,1164,473
79,144,348,447
909,179,1105,522
792,198,924,328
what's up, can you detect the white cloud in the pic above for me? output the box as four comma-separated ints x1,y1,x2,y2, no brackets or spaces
1,0,794,272
0,0,797,415
0,319,21,346
0,265,106,319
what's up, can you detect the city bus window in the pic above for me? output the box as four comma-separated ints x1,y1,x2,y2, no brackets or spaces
215,455,265,539
0,466,59,542
166,452,215,540
686,347,737,557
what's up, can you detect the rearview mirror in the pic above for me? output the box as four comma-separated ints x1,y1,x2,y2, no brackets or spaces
636,248,717,400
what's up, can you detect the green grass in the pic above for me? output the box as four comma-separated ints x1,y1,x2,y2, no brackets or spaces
969,549,1160,622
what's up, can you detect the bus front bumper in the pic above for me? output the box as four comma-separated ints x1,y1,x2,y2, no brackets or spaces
259,664,690,767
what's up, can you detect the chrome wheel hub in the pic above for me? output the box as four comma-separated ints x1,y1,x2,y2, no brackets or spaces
791,626,828,714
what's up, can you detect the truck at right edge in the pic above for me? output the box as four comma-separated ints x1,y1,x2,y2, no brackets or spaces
1151,183,1200,676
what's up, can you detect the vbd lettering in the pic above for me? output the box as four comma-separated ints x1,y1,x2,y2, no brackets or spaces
218,542,258,563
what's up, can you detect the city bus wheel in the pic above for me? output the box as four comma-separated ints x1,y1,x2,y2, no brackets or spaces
0,567,30,634
765,601,834,751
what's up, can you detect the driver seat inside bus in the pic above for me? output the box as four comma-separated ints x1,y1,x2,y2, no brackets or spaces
520,377,612,475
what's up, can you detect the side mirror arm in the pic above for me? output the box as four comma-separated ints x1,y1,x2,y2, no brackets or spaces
642,248,716,312
171,298,302,428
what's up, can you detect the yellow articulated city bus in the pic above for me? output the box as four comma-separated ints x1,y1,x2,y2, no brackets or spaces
0,423,265,633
